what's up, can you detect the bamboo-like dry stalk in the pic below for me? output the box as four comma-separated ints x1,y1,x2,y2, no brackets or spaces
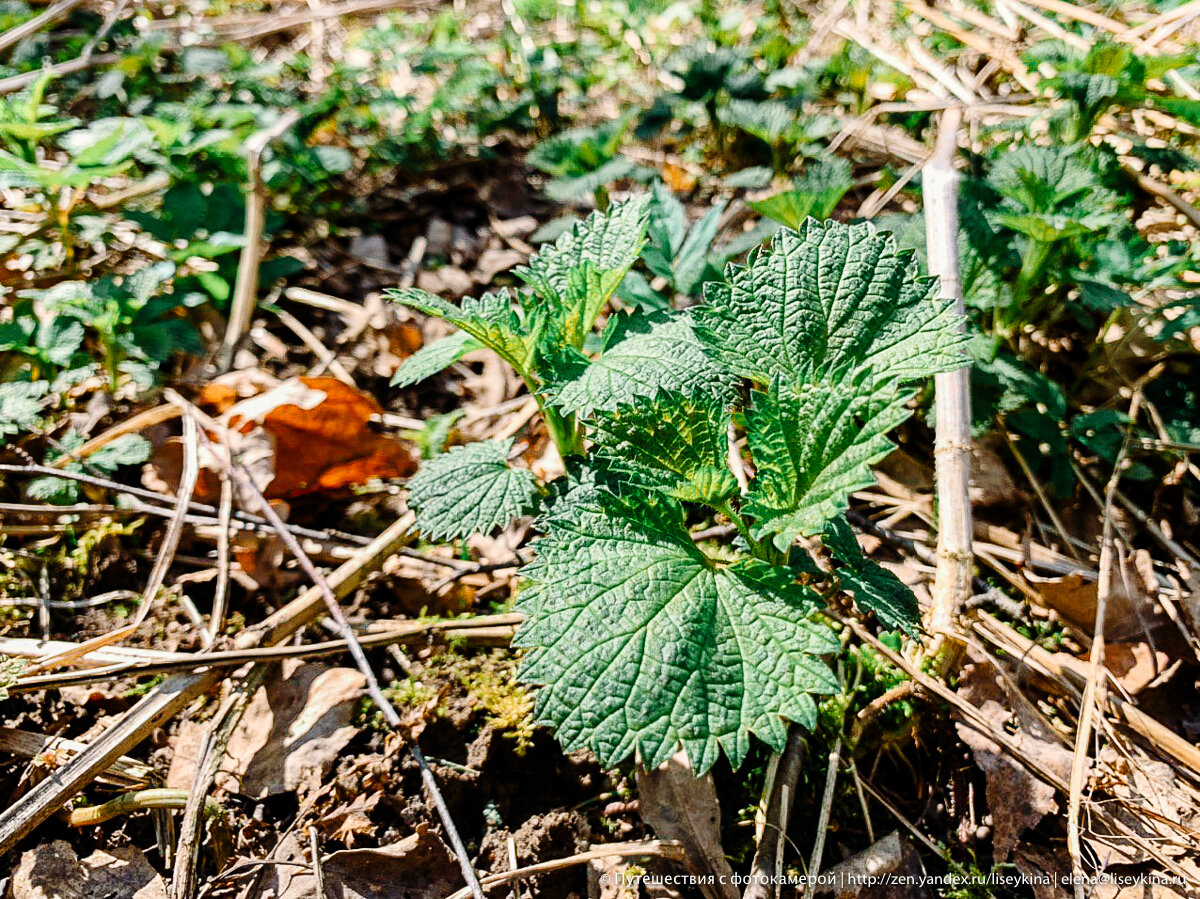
217,109,302,369
922,106,974,674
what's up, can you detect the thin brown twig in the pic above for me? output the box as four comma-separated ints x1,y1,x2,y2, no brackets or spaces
0,0,88,55
9,616,521,693
804,735,842,899
208,476,234,645
1067,391,1141,895
309,825,327,898
218,110,302,369
129,413,198,630
0,463,371,546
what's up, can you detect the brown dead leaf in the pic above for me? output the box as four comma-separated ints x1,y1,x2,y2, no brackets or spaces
472,247,525,283
1030,550,1171,644
218,661,366,799
381,547,478,617
956,653,1073,862
1102,641,1172,694
317,789,384,846
13,841,168,899
416,265,473,296
276,824,460,899
969,438,1021,508
166,719,206,790
224,377,416,497
636,750,738,899
148,375,415,502
662,161,697,193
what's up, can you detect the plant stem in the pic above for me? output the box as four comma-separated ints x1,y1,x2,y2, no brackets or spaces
541,403,584,457
922,106,973,676
1008,238,1053,331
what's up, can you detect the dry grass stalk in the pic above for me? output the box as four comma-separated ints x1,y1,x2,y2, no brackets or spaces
922,106,974,672
744,729,805,899
218,109,302,369
1067,393,1141,895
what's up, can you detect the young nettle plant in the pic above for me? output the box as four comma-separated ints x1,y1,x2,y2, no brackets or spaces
387,197,966,772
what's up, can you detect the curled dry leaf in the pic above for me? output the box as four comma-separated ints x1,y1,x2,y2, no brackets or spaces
146,375,416,502
956,652,1073,863
276,823,461,899
12,840,167,899
1029,549,1172,645
217,661,366,800
636,749,738,899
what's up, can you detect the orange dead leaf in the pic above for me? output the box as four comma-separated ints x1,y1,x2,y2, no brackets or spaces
223,377,416,498
146,375,416,502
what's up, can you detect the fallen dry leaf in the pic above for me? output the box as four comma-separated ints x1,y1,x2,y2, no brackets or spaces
13,841,167,899
636,749,738,899
1102,641,1172,694
472,247,525,283
969,438,1021,508
147,375,416,502
1029,550,1172,645
218,661,366,799
956,652,1073,862
316,788,384,846
276,824,460,899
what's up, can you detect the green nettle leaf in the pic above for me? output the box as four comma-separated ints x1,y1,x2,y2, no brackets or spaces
987,144,1122,240
542,312,735,415
88,434,152,470
0,381,49,440
559,262,630,350
407,438,541,541
388,288,546,377
748,159,853,228
543,158,640,204
515,195,651,307
387,198,652,390
744,374,910,550
390,331,484,388
823,517,919,634
698,219,967,386
37,316,85,366
515,501,839,772
589,392,737,505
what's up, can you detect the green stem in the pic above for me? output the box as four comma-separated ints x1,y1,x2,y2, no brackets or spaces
1007,238,1053,333
542,403,584,457
716,498,782,563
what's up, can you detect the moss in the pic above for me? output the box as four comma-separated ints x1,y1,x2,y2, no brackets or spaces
455,655,536,753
